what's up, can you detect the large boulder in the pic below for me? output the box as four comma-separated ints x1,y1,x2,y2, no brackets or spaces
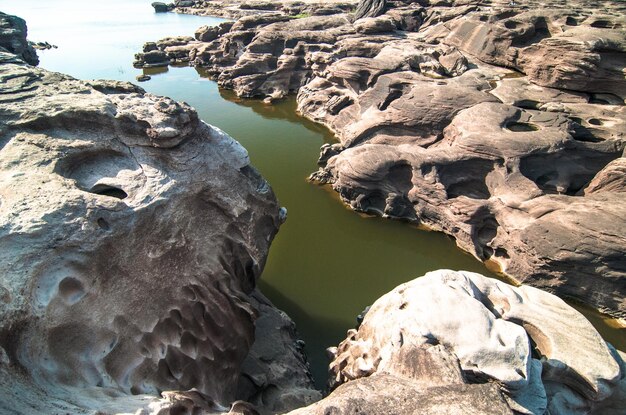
0,16,319,415
287,270,626,415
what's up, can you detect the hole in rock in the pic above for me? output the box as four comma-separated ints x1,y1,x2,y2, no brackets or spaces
516,100,540,110
494,248,510,259
170,405,191,415
510,18,552,47
589,97,610,105
535,172,558,188
565,17,578,26
359,191,386,215
572,133,604,143
587,118,603,126
569,120,604,143
90,184,128,199
506,122,539,132
97,218,110,231
590,20,617,29
58,277,85,305
470,211,500,260
446,181,490,199
496,10,518,20
521,152,618,195
570,116,583,124
589,93,622,105
439,159,494,200
386,162,413,194
378,88,403,111
504,20,518,29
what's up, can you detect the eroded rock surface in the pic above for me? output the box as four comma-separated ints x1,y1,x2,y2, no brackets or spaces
0,14,318,415
286,270,626,415
138,0,626,317
162,0,357,19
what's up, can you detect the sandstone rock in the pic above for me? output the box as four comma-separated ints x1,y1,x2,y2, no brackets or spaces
287,373,515,415
0,16,318,415
354,0,387,20
427,4,626,99
584,157,626,195
353,16,396,34
134,49,170,67
138,0,626,317
287,270,625,415
195,24,220,42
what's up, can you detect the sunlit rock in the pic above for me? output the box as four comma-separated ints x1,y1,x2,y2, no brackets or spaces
287,270,625,415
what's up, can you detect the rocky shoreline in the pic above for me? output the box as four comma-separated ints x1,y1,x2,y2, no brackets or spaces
1,3,625,415
135,0,626,320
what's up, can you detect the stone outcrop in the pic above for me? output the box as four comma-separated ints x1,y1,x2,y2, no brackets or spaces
286,270,626,415
134,36,201,67
0,11,38,65
152,2,174,13
158,0,358,19
138,0,626,317
0,14,319,415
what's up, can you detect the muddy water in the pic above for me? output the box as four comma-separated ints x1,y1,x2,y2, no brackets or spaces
2,0,623,390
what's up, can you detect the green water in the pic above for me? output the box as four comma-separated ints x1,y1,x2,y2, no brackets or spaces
2,0,623,390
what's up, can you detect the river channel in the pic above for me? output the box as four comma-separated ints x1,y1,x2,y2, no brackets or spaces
2,0,623,389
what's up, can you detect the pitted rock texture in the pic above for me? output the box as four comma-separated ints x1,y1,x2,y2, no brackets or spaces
0,22,318,415
138,0,626,317
286,270,626,415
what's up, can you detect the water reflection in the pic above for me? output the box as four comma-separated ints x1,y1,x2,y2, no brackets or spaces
143,66,169,76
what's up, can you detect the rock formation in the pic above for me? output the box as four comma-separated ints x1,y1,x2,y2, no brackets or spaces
286,270,626,415
0,11,38,65
166,0,357,19
354,0,386,20
0,12,319,415
152,2,174,13
134,0,626,318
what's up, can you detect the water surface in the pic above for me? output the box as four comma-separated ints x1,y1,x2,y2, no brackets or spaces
2,0,623,390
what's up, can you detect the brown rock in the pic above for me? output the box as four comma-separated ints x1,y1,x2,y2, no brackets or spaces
142,0,626,317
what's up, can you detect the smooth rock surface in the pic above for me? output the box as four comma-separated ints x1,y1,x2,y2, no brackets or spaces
287,270,626,415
